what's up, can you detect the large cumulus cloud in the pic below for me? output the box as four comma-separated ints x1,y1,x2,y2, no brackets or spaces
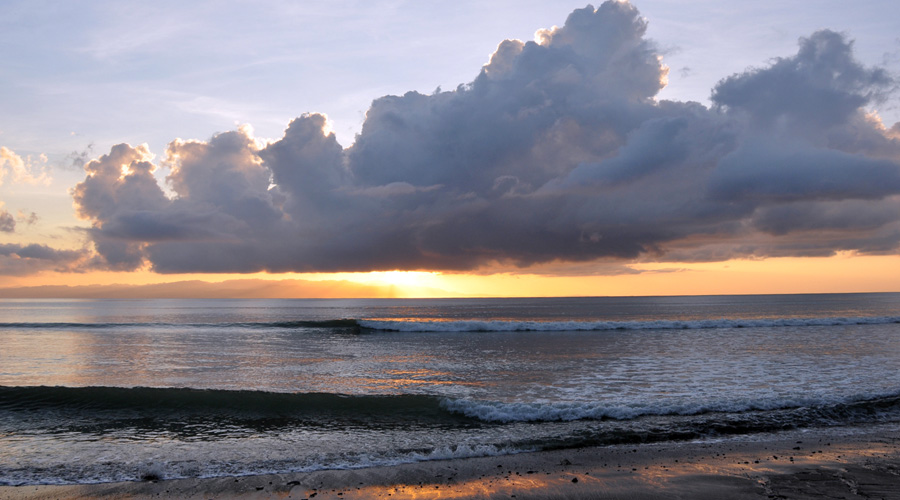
67,1,900,275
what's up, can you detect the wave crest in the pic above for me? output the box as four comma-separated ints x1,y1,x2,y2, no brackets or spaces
440,393,900,423
359,316,900,332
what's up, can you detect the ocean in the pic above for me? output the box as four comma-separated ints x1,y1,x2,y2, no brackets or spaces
2,293,900,485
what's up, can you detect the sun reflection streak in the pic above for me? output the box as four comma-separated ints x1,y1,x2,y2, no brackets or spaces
335,474,592,499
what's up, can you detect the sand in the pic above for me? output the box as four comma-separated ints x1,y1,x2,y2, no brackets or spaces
2,426,899,499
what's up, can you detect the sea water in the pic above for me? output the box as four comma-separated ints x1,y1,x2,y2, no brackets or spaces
1,294,900,485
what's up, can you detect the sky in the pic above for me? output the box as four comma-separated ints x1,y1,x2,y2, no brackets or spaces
1,0,900,297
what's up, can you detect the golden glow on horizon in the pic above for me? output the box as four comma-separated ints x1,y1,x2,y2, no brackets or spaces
3,253,899,298
319,270,443,289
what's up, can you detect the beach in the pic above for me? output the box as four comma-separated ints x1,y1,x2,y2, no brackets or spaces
3,426,898,499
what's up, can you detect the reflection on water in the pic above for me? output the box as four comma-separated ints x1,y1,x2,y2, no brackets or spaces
3,319,900,408
3,296,900,485
343,475,571,500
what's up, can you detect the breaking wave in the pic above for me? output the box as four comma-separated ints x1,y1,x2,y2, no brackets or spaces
4,315,899,333
358,315,900,332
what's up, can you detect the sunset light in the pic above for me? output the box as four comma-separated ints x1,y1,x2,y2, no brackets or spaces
2,1,900,496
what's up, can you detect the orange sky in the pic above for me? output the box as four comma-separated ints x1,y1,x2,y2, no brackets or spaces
5,253,898,298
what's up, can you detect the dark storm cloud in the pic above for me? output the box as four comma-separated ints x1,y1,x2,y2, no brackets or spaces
711,31,894,133
0,243,86,275
708,142,900,202
64,1,900,275
752,200,900,236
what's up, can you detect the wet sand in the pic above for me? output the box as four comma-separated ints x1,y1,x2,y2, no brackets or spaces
2,427,899,499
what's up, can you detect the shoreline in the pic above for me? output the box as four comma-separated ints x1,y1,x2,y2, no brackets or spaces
2,427,899,499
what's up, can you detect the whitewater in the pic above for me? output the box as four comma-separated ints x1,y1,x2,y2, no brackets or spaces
1,293,899,485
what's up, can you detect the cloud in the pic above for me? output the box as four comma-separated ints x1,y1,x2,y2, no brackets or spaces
708,141,900,203
0,278,452,299
0,210,13,233
16,210,39,226
0,243,87,276
0,146,52,186
712,31,895,135
60,1,900,275
0,202,31,233
0,206,40,234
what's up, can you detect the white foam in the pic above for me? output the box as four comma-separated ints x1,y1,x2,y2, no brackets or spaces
358,316,900,332
403,443,529,462
438,392,897,423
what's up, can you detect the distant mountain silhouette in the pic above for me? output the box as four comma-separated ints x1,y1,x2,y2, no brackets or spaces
0,278,456,299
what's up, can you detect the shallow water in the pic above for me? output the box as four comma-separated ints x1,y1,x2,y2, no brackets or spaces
2,293,899,484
